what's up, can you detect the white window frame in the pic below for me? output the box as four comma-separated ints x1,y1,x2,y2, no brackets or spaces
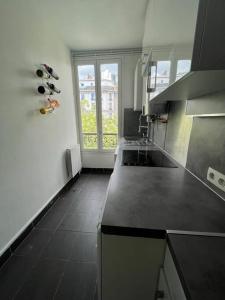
74,57,122,153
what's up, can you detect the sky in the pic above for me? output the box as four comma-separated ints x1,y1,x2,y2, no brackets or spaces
78,63,118,79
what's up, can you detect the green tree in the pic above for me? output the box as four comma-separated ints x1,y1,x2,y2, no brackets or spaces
80,98,118,149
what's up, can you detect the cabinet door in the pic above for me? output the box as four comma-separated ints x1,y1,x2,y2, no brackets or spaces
148,49,172,101
101,234,166,300
192,0,225,70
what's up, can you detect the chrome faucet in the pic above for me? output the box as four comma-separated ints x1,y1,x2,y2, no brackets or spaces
138,114,153,143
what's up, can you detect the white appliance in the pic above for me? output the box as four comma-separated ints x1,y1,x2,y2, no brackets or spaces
134,58,143,111
66,145,82,178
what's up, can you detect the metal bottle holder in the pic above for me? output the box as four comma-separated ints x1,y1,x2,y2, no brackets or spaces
36,64,60,115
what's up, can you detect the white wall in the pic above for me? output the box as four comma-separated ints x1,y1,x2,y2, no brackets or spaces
0,2,78,255
81,152,115,169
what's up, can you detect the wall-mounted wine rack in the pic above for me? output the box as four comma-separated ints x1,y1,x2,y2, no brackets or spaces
36,64,61,115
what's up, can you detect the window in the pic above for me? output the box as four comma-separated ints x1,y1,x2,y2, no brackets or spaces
150,60,171,99
100,63,118,150
77,65,98,150
176,60,191,81
77,61,119,151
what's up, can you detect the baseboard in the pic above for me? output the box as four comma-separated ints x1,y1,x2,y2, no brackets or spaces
81,168,113,174
0,172,80,269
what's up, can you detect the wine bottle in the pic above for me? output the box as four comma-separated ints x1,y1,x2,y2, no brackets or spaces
42,64,59,80
37,85,53,95
36,69,51,79
40,107,54,114
46,82,61,93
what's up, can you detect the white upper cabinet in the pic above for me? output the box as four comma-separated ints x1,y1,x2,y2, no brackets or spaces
143,0,225,73
142,0,225,108
142,0,199,79
133,58,143,111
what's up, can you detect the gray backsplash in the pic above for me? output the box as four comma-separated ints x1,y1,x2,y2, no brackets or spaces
153,101,225,199
186,117,225,199
154,101,192,167
153,121,166,149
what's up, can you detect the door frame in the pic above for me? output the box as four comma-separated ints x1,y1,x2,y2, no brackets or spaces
74,56,122,153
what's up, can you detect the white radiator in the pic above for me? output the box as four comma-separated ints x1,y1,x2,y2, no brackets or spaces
66,145,82,178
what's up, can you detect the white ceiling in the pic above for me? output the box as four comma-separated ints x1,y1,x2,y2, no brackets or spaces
45,0,149,51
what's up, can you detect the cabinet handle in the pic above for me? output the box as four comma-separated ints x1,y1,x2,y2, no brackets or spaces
155,290,165,299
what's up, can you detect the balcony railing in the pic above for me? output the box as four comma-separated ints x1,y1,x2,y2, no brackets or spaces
82,133,118,150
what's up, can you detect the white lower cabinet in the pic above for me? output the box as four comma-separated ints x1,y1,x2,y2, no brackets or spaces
100,233,166,300
99,234,186,300
156,246,187,300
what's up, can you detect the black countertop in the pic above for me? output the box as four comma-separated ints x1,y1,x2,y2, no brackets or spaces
101,141,225,237
168,234,225,300
101,140,225,300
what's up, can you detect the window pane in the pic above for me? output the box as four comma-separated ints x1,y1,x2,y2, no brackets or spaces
150,61,171,99
77,65,98,149
176,60,191,81
100,63,118,149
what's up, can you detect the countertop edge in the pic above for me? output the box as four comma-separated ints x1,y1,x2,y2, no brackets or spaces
101,224,166,239
166,234,192,300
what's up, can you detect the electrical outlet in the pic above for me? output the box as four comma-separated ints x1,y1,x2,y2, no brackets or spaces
207,167,225,192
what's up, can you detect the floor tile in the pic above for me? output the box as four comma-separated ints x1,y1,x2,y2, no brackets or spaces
70,198,102,215
58,212,98,233
74,175,90,189
14,229,52,258
14,259,65,300
41,230,77,260
0,173,110,300
54,262,96,300
85,216,99,233
0,255,36,300
87,174,110,186
50,196,74,214
68,189,106,204
66,188,96,203
71,233,97,262
36,207,65,231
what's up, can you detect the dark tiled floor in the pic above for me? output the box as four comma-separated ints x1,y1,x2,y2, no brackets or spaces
0,173,110,300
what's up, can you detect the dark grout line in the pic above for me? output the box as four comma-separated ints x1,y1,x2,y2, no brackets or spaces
53,266,66,300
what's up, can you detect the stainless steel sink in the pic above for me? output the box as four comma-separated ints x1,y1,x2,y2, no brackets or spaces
121,150,177,168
